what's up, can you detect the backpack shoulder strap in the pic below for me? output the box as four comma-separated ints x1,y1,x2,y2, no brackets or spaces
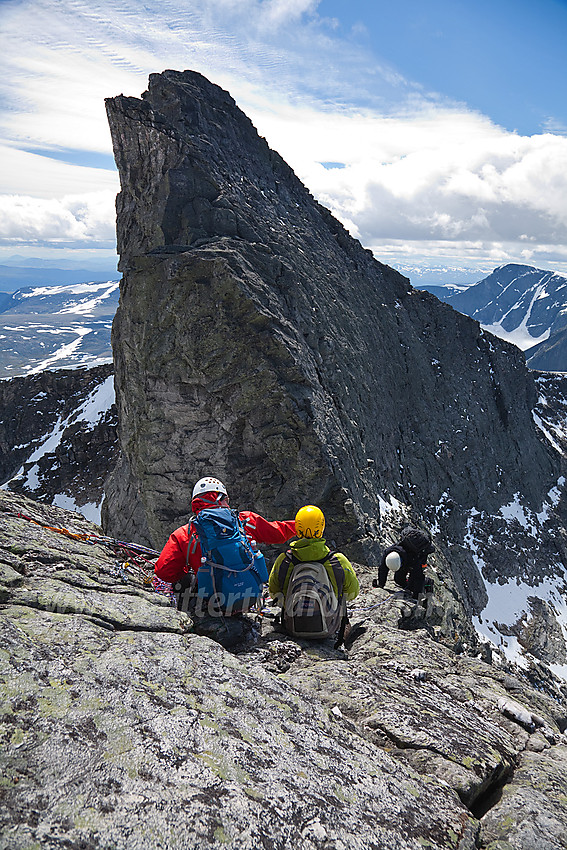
325,552,345,600
186,523,197,568
326,552,349,649
279,550,343,592
233,508,246,527
187,518,207,564
277,549,298,591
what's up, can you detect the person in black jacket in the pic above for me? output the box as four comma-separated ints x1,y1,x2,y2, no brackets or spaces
377,526,434,599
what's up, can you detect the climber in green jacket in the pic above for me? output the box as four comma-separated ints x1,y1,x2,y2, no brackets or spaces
269,505,359,641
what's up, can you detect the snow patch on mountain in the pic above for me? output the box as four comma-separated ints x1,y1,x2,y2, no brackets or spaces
417,264,567,367
19,280,118,300
0,279,119,378
498,493,527,527
468,373,567,679
464,481,567,681
477,275,553,349
532,373,567,455
52,493,103,524
533,411,564,453
378,492,407,518
2,374,115,523
58,282,119,315
482,283,552,351
24,326,96,375
472,567,567,680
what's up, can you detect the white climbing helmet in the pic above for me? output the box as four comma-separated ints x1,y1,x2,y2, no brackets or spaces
192,476,228,500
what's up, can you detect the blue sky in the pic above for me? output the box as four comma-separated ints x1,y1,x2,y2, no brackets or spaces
320,0,567,136
0,0,566,283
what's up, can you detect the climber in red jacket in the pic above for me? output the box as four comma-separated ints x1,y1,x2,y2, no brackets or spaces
154,476,296,588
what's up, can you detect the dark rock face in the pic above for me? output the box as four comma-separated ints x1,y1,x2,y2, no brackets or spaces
526,323,567,371
517,597,567,665
0,364,118,513
104,70,566,613
2,491,567,849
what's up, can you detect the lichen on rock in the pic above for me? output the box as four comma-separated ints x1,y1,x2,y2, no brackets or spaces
2,491,567,848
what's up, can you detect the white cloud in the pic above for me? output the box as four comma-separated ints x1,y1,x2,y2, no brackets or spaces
0,192,117,246
0,0,566,277
258,0,320,29
0,0,411,154
250,103,567,263
0,145,119,198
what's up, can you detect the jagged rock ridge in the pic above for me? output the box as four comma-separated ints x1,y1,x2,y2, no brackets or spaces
104,70,567,636
1,491,566,849
0,365,118,519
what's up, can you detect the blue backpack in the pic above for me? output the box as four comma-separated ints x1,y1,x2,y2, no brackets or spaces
192,507,268,615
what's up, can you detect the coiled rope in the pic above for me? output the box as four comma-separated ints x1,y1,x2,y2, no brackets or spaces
6,508,159,587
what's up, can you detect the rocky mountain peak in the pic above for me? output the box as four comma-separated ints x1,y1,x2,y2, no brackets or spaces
105,70,566,633
2,66,567,850
423,263,567,370
109,69,363,267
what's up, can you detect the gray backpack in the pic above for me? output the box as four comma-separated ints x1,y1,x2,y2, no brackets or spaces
278,552,346,639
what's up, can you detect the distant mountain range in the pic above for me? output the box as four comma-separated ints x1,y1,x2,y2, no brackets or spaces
0,279,119,378
3,264,567,379
416,263,567,371
0,263,119,293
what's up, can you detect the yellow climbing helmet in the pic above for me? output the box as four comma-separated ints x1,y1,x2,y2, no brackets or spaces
295,505,325,539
